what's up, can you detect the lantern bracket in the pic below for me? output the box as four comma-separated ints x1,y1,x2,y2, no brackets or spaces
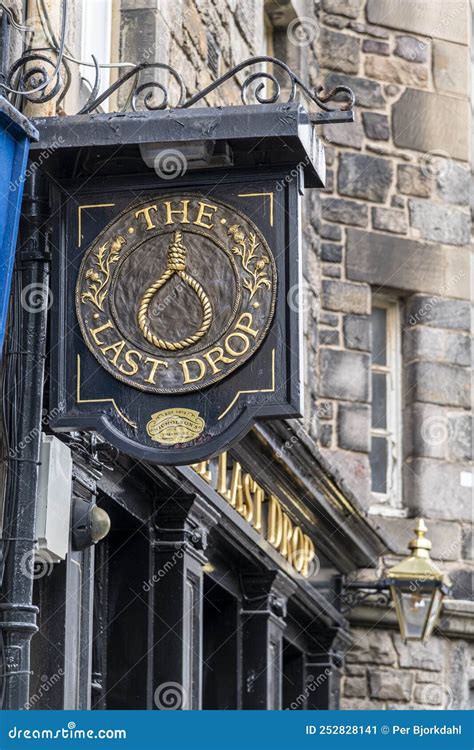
339,579,391,615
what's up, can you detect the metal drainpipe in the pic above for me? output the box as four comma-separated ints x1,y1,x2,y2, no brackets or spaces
0,170,50,710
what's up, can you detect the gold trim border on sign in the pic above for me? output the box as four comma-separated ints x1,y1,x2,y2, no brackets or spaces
76,354,137,428
238,192,274,227
217,348,276,420
77,203,115,247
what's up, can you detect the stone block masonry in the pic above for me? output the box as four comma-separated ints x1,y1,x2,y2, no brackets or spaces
342,629,471,709
314,0,472,711
5,0,472,717
315,0,471,520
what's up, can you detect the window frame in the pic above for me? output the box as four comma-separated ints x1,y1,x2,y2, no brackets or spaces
369,296,404,515
80,0,121,111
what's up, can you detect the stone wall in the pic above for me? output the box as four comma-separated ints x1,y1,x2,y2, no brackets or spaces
312,0,471,528
312,0,473,711
147,0,473,711
342,628,472,709
122,0,267,107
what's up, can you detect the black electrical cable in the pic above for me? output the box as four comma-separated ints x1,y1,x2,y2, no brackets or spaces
0,263,24,710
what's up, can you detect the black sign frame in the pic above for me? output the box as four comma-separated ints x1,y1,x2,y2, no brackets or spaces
40,104,324,465
49,168,303,464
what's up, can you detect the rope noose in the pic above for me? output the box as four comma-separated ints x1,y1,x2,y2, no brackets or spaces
137,231,212,351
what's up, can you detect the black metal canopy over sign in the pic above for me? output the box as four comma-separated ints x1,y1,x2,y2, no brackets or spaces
37,103,331,464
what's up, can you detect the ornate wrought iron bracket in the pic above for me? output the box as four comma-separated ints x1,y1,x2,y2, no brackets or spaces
0,1,354,123
339,579,391,614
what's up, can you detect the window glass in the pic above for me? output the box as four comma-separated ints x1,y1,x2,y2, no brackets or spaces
372,372,387,430
370,435,388,494
371,306,387,365
369,301,401,510
81,0,112,84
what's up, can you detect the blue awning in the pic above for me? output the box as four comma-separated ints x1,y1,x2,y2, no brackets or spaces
0,97,39,355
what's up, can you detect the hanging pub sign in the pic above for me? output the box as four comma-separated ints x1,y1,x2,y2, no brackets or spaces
38,94,346,464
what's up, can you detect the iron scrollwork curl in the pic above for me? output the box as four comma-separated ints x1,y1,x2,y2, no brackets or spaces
183,56,354,114
2,0,68,106
2,3,354,120
79,62,186,114
78,55,354,119
339,580,392,615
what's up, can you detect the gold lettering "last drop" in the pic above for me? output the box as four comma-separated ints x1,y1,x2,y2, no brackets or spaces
88,311,260,388
192,453,316,578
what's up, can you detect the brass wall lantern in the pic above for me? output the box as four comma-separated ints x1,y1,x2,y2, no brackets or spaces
385,519,452,643
341,519,452,643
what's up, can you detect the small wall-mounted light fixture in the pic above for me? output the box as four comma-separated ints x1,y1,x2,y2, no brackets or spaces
385,519,451,643
71,496,111,551
340,519,451,643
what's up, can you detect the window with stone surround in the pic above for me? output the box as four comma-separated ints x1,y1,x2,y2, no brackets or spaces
369,298,403,515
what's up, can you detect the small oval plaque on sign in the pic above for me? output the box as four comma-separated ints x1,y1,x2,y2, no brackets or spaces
146,408,205,445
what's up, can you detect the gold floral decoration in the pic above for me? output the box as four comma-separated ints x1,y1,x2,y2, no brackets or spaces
228,224,271,300
81,235,126,310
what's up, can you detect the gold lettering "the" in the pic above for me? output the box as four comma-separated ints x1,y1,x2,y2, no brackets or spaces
194,201,218,229
163,200,190,225
135,205,158,230
133,201,218,231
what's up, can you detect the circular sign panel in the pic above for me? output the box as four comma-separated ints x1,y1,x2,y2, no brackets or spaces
76,195,277,394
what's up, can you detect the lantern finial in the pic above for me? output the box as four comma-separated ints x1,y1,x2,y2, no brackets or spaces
408,518,432,559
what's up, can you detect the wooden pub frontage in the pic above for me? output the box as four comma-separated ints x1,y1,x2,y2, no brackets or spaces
31,423,383,710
